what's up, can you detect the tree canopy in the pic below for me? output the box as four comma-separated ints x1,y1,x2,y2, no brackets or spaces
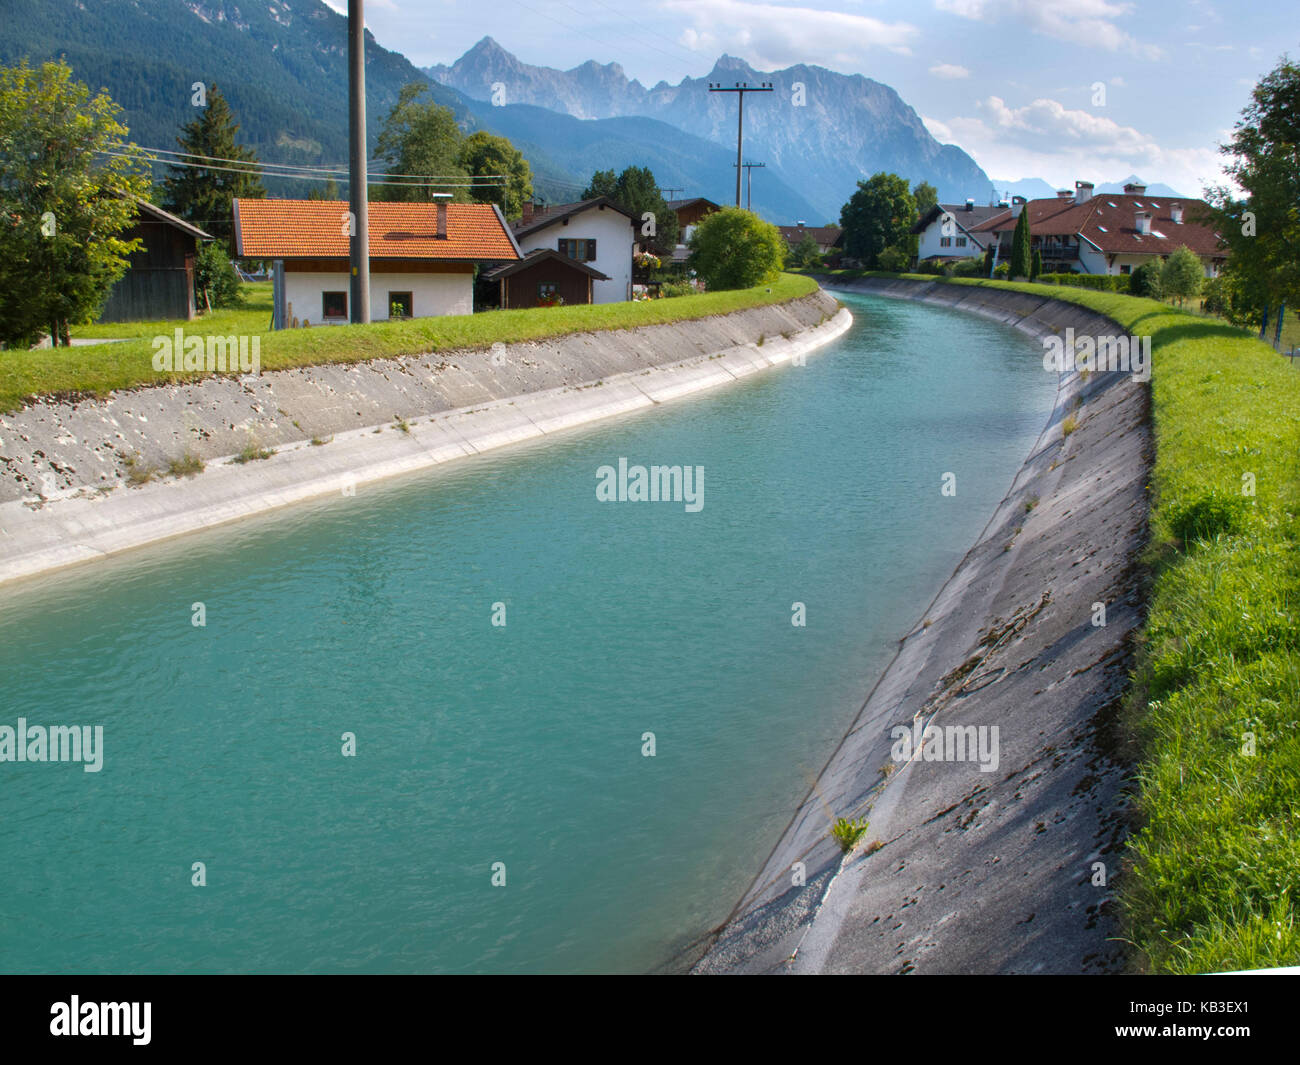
373,83,470,203
161,83,264,251
581,165,679,257
839,172,915,268
457,130,533,221
0,60,150,348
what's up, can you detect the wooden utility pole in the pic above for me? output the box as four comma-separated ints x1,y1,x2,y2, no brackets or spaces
348,0,370,323
708,82,773,206
734,161,765,210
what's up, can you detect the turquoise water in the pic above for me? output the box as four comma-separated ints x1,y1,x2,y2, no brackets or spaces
0,293,1054,974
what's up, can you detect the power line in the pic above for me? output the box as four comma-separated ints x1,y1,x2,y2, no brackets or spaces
120,143,506,181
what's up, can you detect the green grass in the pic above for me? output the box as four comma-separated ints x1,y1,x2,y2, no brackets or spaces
830,816,870,853
0,275,819,413
833,273,1300,973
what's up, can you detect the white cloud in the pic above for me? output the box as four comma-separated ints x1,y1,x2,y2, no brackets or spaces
662,0,918,69
929,63,971,79
931,95,1226,196
934,0,1164,59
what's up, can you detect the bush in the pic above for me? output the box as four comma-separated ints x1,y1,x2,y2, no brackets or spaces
195,242,243,309
1036,273,1128,292
658,279,695,298
993,261,1010,278
876,243,911,273
1130,260,1164,299
916,258,944,275
687,207,786,291
951,257,986,278
1161,245,1204,306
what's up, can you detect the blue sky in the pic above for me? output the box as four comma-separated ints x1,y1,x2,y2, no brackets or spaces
327,0,1298,196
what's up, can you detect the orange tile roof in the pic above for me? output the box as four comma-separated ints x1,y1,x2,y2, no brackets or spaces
233,199,520,261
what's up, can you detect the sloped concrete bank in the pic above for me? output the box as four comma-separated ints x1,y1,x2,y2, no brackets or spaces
694,277,1151,974
0,291,846,585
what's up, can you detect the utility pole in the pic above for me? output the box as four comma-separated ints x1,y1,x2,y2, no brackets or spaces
348,0,370,323
708,81,773,206
734,161,765,210
661,186,685,201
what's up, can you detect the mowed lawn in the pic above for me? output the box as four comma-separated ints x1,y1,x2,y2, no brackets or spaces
0,273,820,413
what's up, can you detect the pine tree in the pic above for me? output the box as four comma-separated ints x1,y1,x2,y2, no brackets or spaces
1010,208,1032,280
161,84,265,251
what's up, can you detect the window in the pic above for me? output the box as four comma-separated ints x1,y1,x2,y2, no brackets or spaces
388,291,413,319
1119,264,1132,275
939,236,952,248
955,236,967,248
322,291,347,319
558,238,597,262
538,282,558,298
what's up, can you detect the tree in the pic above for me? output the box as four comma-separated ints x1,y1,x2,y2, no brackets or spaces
1130,260,1164,300
307,178,340,201
161,83,264,251
912,181,939,219
1203,56,1300,336
581,165,679,258
1009,208,1032,280
194,242,242,310
839,172,915,268
0,60,150,348
458,130,533,221
1031,248,1042,280
687,207,785,290
373,83,469,203
1161,245,1204,306
788,232,823,269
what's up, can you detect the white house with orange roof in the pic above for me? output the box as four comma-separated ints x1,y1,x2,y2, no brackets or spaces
233,198,521,327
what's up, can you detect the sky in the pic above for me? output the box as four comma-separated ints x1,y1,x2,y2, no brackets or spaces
324,0,1298,197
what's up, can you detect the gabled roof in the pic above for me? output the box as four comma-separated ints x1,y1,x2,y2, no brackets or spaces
134,198,213,242
971,194,1223,256
666,197,721,212
512,196,638,239
777,224,843,246
232,199,521,261
481,247,610,281
911,203,1007,235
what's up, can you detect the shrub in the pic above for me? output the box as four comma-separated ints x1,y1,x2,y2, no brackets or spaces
687,206,786,290
195,242,243,310
1130,260,1164,299
994,261,1010,278
1165,489,1251,545
876,243,911,273
1161,245,1205,306
830,816,870,853
658,279,696,299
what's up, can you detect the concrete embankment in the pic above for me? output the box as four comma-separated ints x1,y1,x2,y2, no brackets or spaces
0,290,846,585
694,277,1150,975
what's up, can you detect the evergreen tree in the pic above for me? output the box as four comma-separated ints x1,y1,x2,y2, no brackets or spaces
1009,208,1032,279
581,166,678,258
306,178,340,201
1031,248,1042,280
161,84,264,251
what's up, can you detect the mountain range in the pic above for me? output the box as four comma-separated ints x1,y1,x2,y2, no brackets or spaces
992,175,1186,202
3,1,1179,225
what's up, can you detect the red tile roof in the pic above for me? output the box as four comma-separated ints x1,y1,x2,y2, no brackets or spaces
233,199,520,261
972,194,1223,256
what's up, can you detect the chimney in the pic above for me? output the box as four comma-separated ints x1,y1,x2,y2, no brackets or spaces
796,220,806,228
1075,180,1094,202
1135,211,1152,235
1124,181,1147,195
1170,203,1184,224
1011,195,1026,217
521,201,535,224
965,198,975,211
436,201,448,239
1056,189,1073,201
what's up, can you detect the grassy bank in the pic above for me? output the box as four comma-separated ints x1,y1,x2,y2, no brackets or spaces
0,273,819,413
832,273,1300,973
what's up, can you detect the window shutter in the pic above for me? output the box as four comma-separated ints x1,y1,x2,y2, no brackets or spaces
558,238,568,256
588,239,596,262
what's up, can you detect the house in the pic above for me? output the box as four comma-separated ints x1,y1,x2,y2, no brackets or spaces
482,248,610,309
232,198,520,327
777,222,843,257
970,181,1225,277
911,201,1006,263
666,197,722,264
511,197,637,302
97,200,212,323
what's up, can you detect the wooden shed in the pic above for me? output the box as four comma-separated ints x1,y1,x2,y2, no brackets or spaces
97,200,212,324
483,248,610,309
